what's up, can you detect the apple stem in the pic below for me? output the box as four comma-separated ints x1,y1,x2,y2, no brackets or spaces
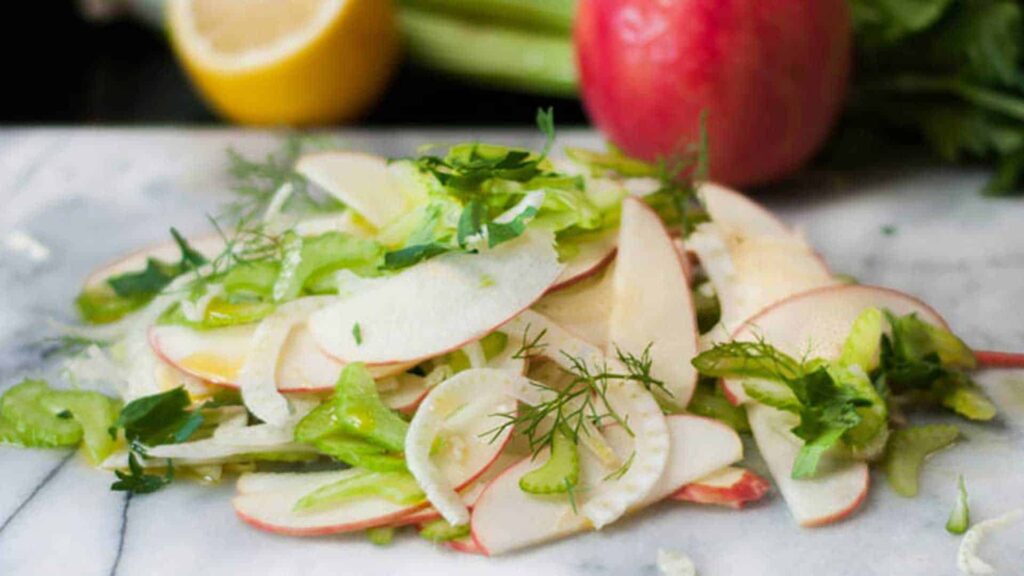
974,350,1024,369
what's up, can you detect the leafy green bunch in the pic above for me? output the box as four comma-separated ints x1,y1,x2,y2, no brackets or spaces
849,0,1024,194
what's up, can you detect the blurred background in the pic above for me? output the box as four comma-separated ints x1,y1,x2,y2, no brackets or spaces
7,0,1024,193
10,0,587,126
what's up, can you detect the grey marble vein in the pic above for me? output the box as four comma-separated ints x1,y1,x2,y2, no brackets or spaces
0,129,1022,576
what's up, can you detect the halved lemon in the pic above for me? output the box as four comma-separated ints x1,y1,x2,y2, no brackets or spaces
168,0,399,125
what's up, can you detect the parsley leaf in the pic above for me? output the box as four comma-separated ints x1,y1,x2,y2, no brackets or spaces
112,387,204,447
111,453,174,494
106,227,208,299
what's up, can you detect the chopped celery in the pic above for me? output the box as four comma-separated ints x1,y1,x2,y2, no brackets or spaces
940,381,997,421
313,435,407,472
946,475,970,534
419,518,470,542
839,307,884,371
294,470,425,511
0,414,20,444
221,261,280,296
827,365,888,459
272,232,383,302
158,297,275,329
564,147,659,178
294,402,341,443
686,381,750,433
519,429,579,494
883,424,960,497
75,286,147,324
0,380,82,448
401,0,576,34
367,526,396,546
40,390,121,464
334,364,409,452
446,331,509,372
399,7,577,97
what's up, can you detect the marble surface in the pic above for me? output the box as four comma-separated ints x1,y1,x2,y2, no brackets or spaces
1,129,1023,576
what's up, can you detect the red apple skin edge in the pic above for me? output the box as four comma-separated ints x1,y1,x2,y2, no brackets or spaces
801,467,870,528
672,470,771,509
575,0,852,187
974,350,1024,369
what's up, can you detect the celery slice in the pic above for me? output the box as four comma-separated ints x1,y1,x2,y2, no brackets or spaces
400,7,577,97
334,364,409,452
75,286,147,324
313,435,407,472
0,380,82,448
884,424,960,497
294,470,425,511
294,402,342,443
941,382,997,421
519,428,579,494
222,261,280,297
40,390,121,464
419,518,471,542
401,0,575,33
272,232,383,302
366,526,395,546
947,475,970,534
839,307,884,371
686,381,750,433
446,331,509,373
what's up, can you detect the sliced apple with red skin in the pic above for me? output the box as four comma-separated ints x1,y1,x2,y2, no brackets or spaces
532,262,615,349
470,415,743,556
547,228,618,293
233,410,514,536
671,466,771,509
720,284,949,404
689,183,836,342
747,404,870,527
149,322,413,395
718,284,950,526
310,229,563,366
446,536,485,555
294,152,412,230
609,196,699,408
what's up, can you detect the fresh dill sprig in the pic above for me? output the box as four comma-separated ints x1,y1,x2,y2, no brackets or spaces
511,324,548,361
222,135,344,224
487,339,671,463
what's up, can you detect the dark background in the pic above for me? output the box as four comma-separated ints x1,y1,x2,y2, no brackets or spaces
8,1,588,126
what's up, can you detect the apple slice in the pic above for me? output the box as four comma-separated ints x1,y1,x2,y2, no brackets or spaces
698,183,794,239
720,284,949,404
689,183,836,341
446,536,485,554
471,414,743,556
150,322,412,393
532,263,615,349
294,152,411,230
310,229,563,366
747,404,869,527
548,228,618,293
405,368,521,525
671,466,771,509
234,412,514,537
83,233,225,289
609,196,699,408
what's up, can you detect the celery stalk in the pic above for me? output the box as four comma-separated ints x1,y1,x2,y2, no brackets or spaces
400,7,577,97
400,0,576,34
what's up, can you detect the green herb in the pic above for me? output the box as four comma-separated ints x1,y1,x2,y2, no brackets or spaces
881,224,898,236
849,0,1024,194
603,450,636,482
487,340,670,466
383,242,453,270
107,227,207,299
352,323,363,345
39,335,107,359
693,341,884,478
112,387,204,447
223,135,344,222
946,474,970,534
111,453,174,494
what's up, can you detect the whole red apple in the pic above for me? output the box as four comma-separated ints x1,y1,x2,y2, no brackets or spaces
575,0,851,187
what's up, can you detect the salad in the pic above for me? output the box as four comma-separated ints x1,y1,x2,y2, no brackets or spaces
1,112,1021,557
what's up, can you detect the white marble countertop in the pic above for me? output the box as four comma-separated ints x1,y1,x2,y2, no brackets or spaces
1,129,1022,576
